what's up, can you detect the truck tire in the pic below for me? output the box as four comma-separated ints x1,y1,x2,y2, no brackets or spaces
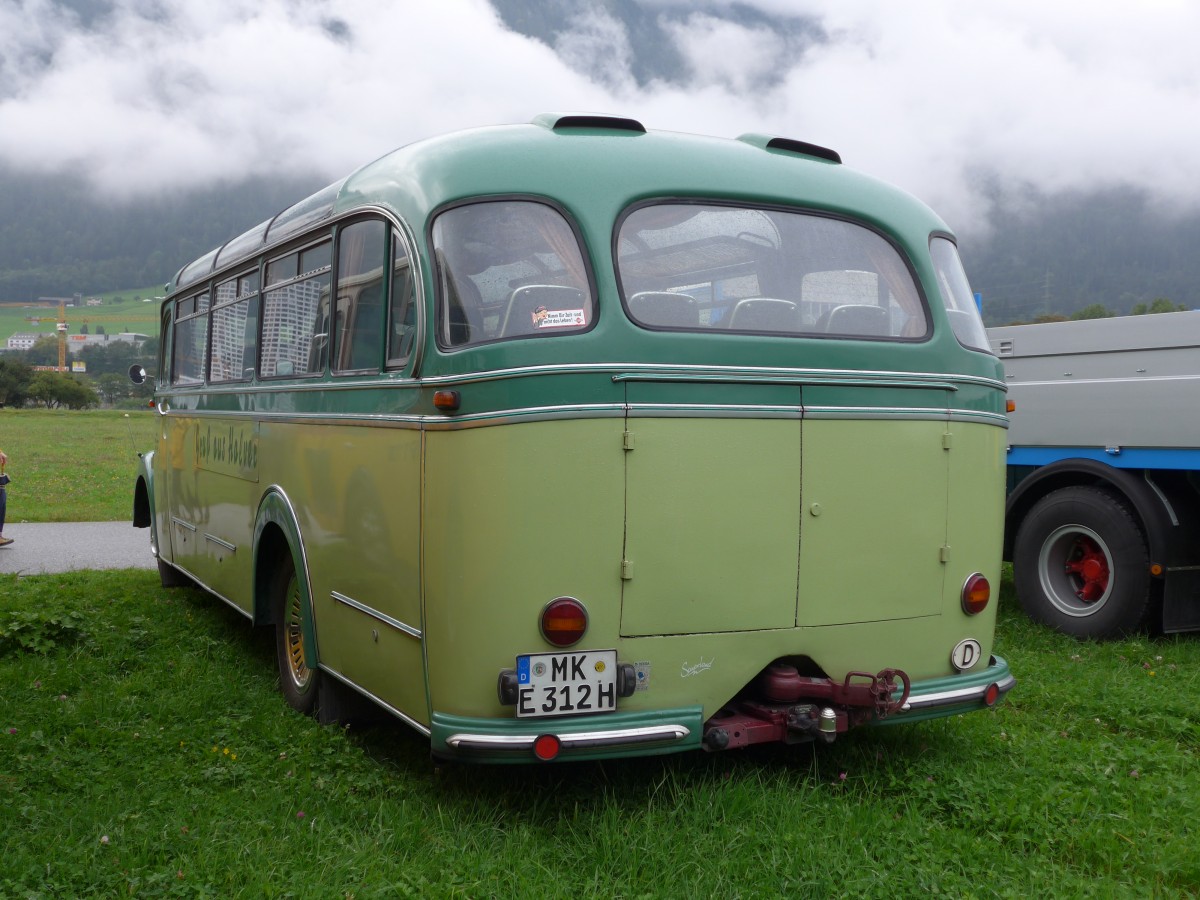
1013,485,1151,638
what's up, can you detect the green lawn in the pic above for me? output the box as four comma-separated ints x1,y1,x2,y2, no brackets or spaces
2,571,1197,896
0,408,159,523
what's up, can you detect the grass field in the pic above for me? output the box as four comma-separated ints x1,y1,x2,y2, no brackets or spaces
0,408,159,523
1,407,1198,895
0,285,162,344
2,571,1198,896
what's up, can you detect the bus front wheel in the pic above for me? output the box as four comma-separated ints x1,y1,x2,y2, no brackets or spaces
272,553,321,715
1013,485,1151,639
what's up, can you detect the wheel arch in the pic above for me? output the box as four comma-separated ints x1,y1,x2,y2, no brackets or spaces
133,473,152,528
1005,459,1176,573
132,450,161,561
253,487,319,668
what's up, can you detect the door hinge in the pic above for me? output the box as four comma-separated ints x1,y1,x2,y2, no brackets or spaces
623,430,635,451
942,432,953,450
940,545,951,563
621,559,633,580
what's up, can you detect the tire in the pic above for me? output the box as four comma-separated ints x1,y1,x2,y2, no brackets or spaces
1013,485,1151,638
272,552,321,715
157,557,194,588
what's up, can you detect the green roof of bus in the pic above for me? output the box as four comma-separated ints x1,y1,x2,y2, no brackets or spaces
173,116,950,290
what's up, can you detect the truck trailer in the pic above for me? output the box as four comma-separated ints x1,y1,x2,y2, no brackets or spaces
989,310,1200,638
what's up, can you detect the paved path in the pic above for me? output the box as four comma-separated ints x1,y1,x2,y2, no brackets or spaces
0,521,156,575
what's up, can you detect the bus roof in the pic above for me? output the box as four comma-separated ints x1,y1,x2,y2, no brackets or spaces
173,114,950,291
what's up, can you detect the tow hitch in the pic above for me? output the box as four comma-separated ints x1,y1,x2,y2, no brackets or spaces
701,664,911,751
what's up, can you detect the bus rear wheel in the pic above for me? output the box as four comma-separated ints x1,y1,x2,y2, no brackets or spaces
272,553,320,715
1013,485,1151,639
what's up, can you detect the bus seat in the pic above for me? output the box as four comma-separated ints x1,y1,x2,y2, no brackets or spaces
440,254,484,346
346,285,383,369
628,291,699,328
726,297,798,332
501,285,587,337
821,304,890,336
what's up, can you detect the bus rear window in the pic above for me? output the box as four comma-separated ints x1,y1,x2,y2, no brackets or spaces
432,201,593,348
617,203,927,339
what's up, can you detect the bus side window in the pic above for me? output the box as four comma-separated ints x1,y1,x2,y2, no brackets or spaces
388,234,416,366
432,200,593,349
209,272,259,383
334,219,388,373
172,291,209,385
260,239,332,378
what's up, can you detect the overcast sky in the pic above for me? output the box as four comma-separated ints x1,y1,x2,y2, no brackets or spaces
2,0,1199,236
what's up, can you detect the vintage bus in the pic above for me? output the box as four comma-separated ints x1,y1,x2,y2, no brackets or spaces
132,114,1014,763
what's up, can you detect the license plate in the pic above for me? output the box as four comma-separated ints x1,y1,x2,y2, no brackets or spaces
516,649,618,718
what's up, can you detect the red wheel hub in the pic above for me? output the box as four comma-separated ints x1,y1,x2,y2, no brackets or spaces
1064,536,1110,603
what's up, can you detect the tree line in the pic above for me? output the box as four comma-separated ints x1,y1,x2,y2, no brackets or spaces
0,165,321,302
0,338,156,409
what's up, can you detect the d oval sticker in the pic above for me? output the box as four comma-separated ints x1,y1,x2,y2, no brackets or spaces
951,639,982,672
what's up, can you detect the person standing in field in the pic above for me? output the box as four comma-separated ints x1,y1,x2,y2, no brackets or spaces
0,449,11,546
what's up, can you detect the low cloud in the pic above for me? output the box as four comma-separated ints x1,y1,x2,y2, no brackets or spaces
3,0,1200,235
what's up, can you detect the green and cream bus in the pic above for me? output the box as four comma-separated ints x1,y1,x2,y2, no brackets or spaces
132,114,1013,763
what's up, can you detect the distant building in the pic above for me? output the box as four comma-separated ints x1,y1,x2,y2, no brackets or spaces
6,332,148,353
6,332,52,351
65,333,150,352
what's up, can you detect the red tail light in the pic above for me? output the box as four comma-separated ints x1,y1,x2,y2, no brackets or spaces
540,597,588,647
533,733,561,761
961,573,990,615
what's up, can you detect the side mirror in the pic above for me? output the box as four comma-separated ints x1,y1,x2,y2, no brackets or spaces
128,364,149,385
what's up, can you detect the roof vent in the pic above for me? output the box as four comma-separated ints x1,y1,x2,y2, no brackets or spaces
532,113,646,133
738,133,841,164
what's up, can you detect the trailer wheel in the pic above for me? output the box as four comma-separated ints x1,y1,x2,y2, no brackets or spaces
272,551,321,714
1013,486,1150,638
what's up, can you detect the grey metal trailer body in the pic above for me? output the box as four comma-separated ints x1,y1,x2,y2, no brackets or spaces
990,310,1200,637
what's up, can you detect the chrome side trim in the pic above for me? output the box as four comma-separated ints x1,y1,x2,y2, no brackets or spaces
171,517,197,532
444,723,691,753
900,671,1016,712
415,361,1006,392
153,403,1009,430
626,403,800,418
318,665,431,737
203,534,237,552
330,591,422,640
614,372,960,392
155,361,1007,399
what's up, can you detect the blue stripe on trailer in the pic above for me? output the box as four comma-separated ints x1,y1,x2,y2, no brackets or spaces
1006,446,1200,471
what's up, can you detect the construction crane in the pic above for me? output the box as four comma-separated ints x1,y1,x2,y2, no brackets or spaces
57,299,68,371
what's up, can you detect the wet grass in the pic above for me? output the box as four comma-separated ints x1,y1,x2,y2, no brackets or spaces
0,408,158,522
2,568,1199,897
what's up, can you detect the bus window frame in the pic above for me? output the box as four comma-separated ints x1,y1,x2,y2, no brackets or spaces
160,209,422,390
172,288,211,386
208,266,262,385
385,223,421,372
258,234,334,381
428,194,598,352
612,198,933,343
331,216,391,377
